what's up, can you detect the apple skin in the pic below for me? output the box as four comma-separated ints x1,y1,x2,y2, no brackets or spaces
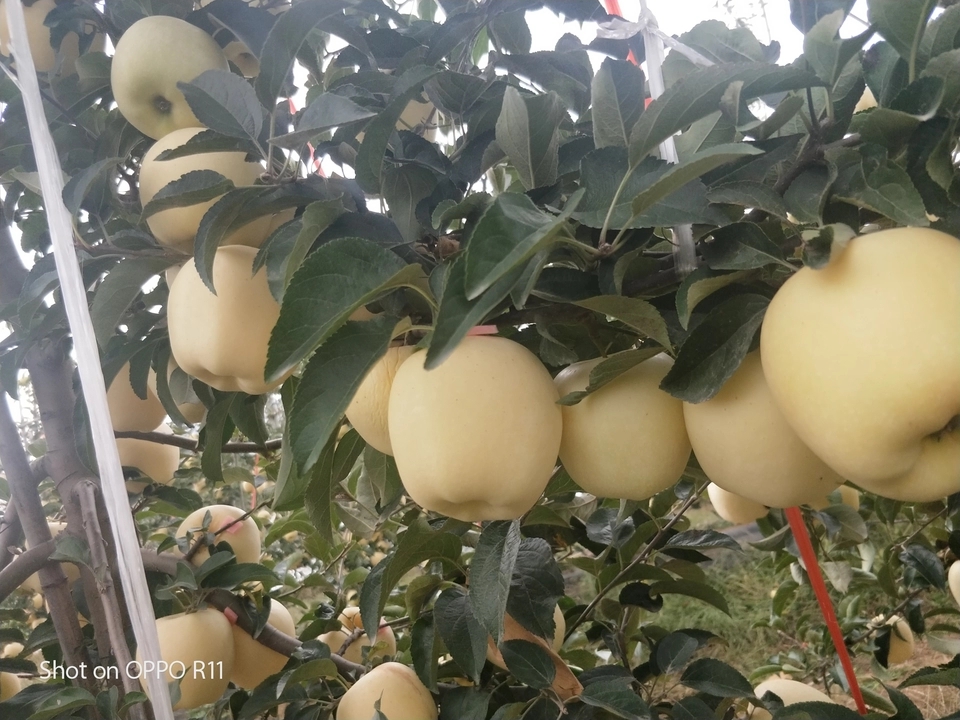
336,662,437,720
176,504,262,566
139,127,276,252
111,16,228,139
0,671,21,701
486,605,565,670
168,246,288,395
884,616,915,665
707,483,767,525
319,607,396,664
118,430,180,491
224,40,260,77
683,353,842,508
387,336,562,522
107,362,167,432
0,0,104,74
761,228,960,502
854,87,877,112
948,561,960,607
750,678,836,720
140,608,235,710
555,354,690,501
345,346,414,455
230,601,296,689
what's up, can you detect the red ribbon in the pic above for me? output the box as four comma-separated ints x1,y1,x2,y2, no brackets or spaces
602,0,639,65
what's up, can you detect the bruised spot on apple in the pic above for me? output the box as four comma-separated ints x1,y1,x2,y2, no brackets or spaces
761,228,960,502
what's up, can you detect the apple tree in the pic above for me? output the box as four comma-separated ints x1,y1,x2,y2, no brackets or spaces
0,0,960,719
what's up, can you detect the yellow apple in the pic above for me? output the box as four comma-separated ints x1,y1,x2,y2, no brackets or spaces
118,429,180,491
387,336,562,522
111,16,228,139
224,40,259,78
1,642,23,659
168,246,289,395
357,97,440,144
854,87,877,112
883,615,915,665
107,362,167,432
683,353,842,508
147,358,207,425
486,605,565,670
0,671,21,701
319,607,396,664
345,346,414,455
555,354,690,501
141,608,234,710
750,678,835,720
706,483,767,525
761,228,960,502
810,485,861,512
230,600,296,689
0,0,104,74
176,504,261,565
139,127,278,252
24,520,81,591
336,662,437,720
948,561,960,606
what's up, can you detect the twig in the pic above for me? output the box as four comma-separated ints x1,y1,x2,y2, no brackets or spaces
114,430,282,454
0,540,54,603
182,502,271,564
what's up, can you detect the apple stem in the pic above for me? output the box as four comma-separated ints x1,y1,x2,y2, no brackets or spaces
784,506,867,715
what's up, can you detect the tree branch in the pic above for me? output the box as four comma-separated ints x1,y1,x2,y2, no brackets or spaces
0,540,54,603
0,501,23,571
114,430,282,454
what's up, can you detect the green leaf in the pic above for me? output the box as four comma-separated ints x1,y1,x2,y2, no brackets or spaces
140,169,234,220
489,10,531,55
424,255,521,370
91,257,173,348
680,658,753,697
629,63,821,165
573,296,672,351
411,615,439,692
270,93,377,149
654,632,700,675
899,667,960,688
831,144,930,226
266,237,426,382
358,519,463,641
804,11,876,86
921,49,960,115
469,520,521,645
62,157,121,215
289,315,397,473
675,267,753,330
499,640,556,690
464,193,570,300
782,164,835,224
706,181,789,220
434,586,489,683
899,544,947,589
440,687,491,720
789,0,856,33
507,539,564,640
770,703,864,719
867,0,938,72
801,223,856,269
579,678,650,720
179,69,264,142
630,143,762,217
919,4,960,64
382,166,437,245
660,293,769,403
671,696,716,720
665,530,742,552
200,396,236,485
27,687,96,720
355,66,441,193
255,0,349,108
648,579,731,615
495,86,565,190
591,57,646,149
154,129,259,160
702,222,789,271
303,433,338,546
557,347,663,405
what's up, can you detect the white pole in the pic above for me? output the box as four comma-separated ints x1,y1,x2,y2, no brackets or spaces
2,5,176,719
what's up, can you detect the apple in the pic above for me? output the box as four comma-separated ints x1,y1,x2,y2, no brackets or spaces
854,86,877,112
357,97,440,144
345,346,414,455
0,0,104,75
555,354,690,501
319,607,396,664
107,362,167,432
486,605,565,670
224,40,260,78
138,127,282,252
24,520,82,592
118,428,180,491
0,642,23,659
948,561,960,606
810,485,861,512
336,662,437,720
387,336,562,522
706,483,767,525
683,353,842,508
140,608,234,710
750,678,836,720
0,671,20,701
147,358,207,425
761,228,960,502
881,615,915,665
176,504,262,565
168,246,289,395
231,600,296,689
111,16,228,139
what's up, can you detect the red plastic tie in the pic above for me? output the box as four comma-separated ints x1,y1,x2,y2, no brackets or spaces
603,0,639,65
223,607,239,626
466,325,499,336
785,506,867,714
